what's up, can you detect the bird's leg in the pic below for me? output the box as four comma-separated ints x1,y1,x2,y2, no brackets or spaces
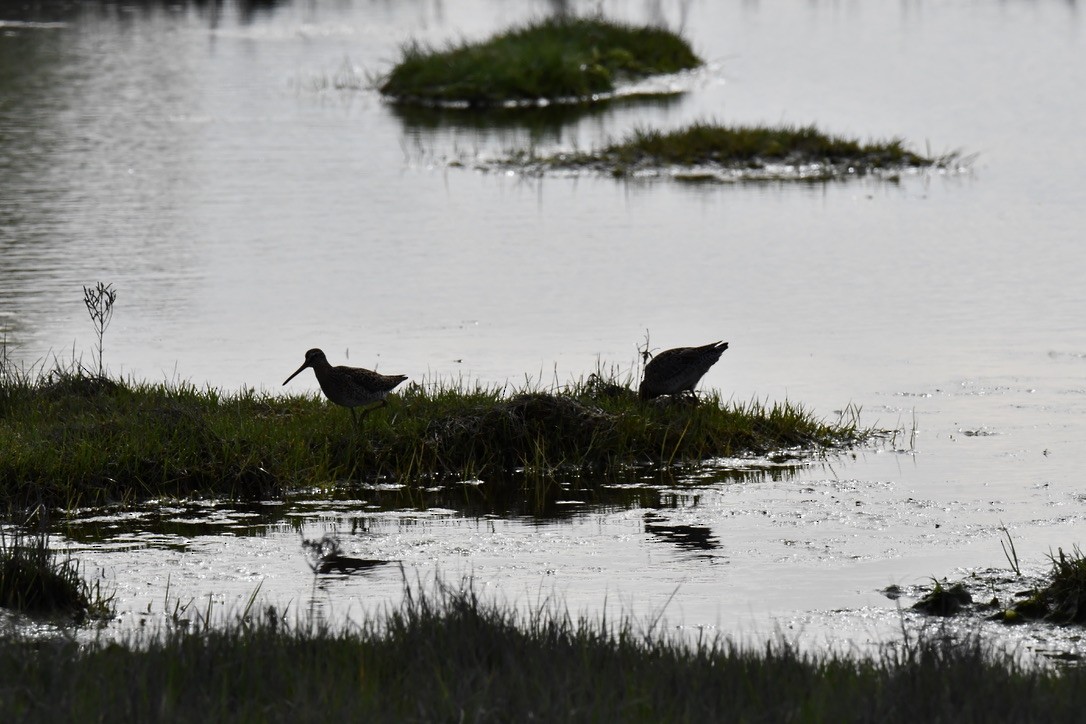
355,399,388,424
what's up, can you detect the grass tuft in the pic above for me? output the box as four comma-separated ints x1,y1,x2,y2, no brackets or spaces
997,547,1086,625
0,526,113,621
911,579,973,617
1042,547,1086,623
379,15,701,106
911,542,1086,627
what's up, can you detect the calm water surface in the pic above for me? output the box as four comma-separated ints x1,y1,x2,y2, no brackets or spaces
1,0,1085,651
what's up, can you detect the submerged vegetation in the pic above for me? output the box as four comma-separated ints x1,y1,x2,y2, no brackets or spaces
379,16,701,106
492,121,961,181
2,580,1085,721
0,360,865,508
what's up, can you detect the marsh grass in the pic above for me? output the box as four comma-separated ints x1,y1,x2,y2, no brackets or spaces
909,541,1086,627
0,526,112,621
999,547,1086,625
607,123,932,167
1,579,1084,721
499,121,961,180
0,358,867,508
379,16,701,106
1000,522,1022,576
1040,547,1086,624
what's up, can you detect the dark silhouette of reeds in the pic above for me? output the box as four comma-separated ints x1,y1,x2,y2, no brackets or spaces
0,578,1082,721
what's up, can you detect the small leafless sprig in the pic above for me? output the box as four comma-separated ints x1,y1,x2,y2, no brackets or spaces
83,282,117,378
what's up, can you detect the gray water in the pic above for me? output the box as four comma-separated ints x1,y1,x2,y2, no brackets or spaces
2,0,1085,652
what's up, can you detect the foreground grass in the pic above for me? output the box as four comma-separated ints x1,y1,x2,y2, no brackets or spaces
1,582,1084,722
498,121,959,180
379,16,701,106
0,366,865,508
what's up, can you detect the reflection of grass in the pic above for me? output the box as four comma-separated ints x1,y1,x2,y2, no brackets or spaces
0,361,867,508
499,121,961,180
379,16,701,106
390,92,682,148
0,527,112,621
3,579,1085,720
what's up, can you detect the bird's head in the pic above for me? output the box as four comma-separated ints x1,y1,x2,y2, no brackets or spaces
283,348,327,386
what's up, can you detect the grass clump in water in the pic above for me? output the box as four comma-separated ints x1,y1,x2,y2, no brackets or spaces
996,547,1086,625
1,580,1084,721
0,526,112,622
908,539,1086,627
379,15,701,106
911,579,973,617
501,121,960,180
0,359,867,508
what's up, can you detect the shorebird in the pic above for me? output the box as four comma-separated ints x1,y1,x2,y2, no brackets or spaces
283,348,407,424
639,341,729,401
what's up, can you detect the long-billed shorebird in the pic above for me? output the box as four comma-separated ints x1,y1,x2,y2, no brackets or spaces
283,348,407,424
639,341,729,401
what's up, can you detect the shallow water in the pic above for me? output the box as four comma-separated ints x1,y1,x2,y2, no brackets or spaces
2,0,1085,654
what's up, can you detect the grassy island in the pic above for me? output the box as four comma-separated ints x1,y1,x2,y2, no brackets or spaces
0,366,864,509
379,16,702,106
1,581,1085,721
494,122,960,181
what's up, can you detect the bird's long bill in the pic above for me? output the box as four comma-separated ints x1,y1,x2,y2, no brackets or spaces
282,361,310,386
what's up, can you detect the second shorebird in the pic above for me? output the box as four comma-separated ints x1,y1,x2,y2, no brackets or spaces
639,341,729,400
283,348,407,424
